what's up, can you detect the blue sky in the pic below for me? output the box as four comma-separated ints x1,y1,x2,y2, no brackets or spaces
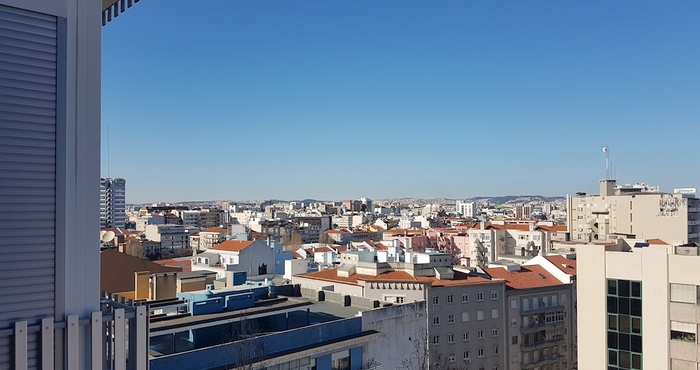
102,1,700,204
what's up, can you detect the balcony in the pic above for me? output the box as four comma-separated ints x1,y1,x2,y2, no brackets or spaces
688,220,700,226
0,295,147,370
689,207,700,213
521,354,565,369
520,304,565,315
520,337,564,351
520,320,564,334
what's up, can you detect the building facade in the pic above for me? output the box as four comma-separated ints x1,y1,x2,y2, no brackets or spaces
577,240,700,370
567,179,700,245
100,177,126,228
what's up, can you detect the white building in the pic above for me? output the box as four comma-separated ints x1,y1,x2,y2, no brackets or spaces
100,177,126,228
191,240,276,279
456,200,477,218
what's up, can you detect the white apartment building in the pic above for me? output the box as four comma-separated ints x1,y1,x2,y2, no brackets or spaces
144,224,192,251
567,179,700,245
100,177,126,228
577,240,700,370
457,200,477,218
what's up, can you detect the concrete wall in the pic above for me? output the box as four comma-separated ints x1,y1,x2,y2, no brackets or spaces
360,280,426,303
293,276,364,297
361,302,427,368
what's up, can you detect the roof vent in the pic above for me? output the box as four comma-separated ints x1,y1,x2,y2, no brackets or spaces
538,273,547,280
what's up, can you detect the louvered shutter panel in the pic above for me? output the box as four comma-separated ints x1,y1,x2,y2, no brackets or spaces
0,4,57,330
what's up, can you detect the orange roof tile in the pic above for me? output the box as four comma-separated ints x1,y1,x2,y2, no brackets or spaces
646,238,668,245
211,240,254,252
537,225,568,232
544,255,577,275
203,227,228,233
484,265,563,290
154,258,193,272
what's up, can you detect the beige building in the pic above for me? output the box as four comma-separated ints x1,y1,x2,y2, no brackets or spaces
578,239,700,370
567,179,700,245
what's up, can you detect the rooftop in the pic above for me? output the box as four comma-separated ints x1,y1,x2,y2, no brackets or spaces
484,264,563,290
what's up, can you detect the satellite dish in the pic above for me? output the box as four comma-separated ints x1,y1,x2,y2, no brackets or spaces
99,230,107,240
102,231,115,243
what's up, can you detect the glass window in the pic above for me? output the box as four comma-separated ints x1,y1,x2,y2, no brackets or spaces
477,310,484,320
477,292,484,301
491,308,499,319
462,293,470,303
491,290,498,300
447,294,454,303
448,314,455,323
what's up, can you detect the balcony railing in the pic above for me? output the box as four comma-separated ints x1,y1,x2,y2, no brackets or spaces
520,320,565,333
520,304,565,315
0,295,148,370
521,354,565,369
520,337,564,351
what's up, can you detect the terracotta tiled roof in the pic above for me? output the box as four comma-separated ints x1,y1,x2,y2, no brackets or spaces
314,246,335,253
298,268,501,288
203,227,228,233
211,240,254,252
544,255,577,275
154,258,192,272
488,224,530,231
537,225,568,232
484,265,563,290
326,229,351,234
646,238,668,245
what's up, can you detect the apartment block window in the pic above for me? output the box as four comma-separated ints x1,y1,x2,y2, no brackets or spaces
432,335,440,345
478,348,484,358
448,314,455,323
512,336,518,345
448,353,455,363
433,316,440,325
511,318,518,327
492,328,499,337
463,332,470,341
493,366,499,370
491,308,499,319
447,294,454,304
510,299,518,310
477,292,484,301
462,293,470,303
462,312,470,322
670,283,697,304
448,333,455,343
463,350,470,360
477,310,484,321
477,330,484,339
491,290,498,300
492,346,499,356
433,296,439,305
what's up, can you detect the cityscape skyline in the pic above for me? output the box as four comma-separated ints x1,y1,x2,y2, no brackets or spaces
102,1,700,203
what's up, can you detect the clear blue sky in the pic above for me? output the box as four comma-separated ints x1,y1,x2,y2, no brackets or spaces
102,1,700,204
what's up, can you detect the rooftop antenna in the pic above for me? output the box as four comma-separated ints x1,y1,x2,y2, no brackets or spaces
602,146,609,180
107,124,111,178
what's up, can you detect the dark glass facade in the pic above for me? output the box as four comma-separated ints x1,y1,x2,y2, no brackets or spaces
607,279,642,370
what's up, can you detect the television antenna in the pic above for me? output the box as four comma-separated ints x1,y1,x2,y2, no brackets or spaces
602,146,609,180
